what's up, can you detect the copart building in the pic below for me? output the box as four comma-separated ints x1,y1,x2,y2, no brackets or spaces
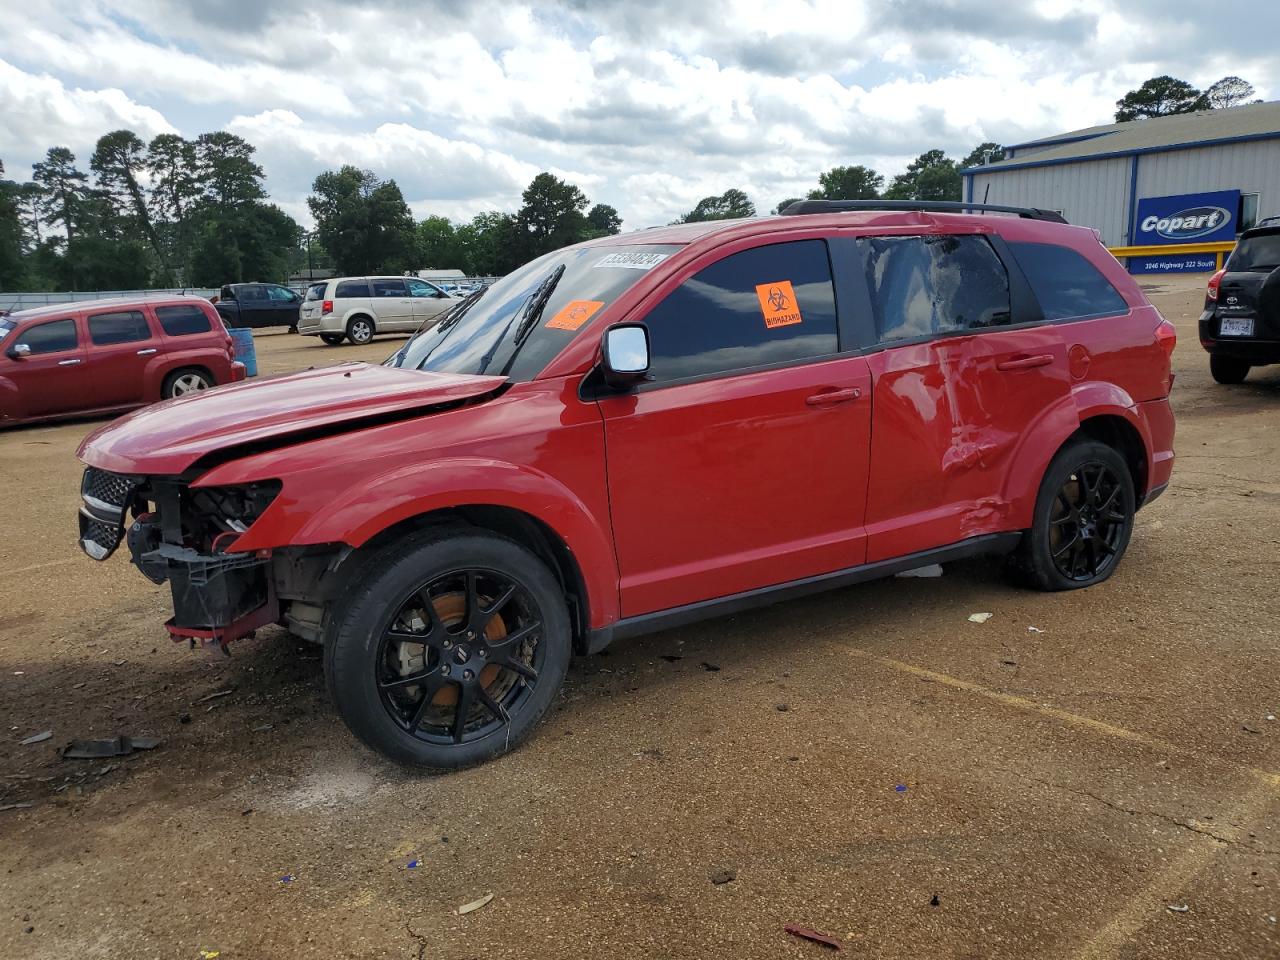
962,100,1280,273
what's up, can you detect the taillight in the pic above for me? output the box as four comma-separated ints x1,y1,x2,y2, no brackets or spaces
322,299,333,315
1206,267,1225,301
1155,318,1177,359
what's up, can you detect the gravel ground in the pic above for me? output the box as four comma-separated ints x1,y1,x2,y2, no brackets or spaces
0,282,1277,959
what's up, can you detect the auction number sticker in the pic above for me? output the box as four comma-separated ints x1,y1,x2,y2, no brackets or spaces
754,281,802,328
546,300,605,331
593,252,668,270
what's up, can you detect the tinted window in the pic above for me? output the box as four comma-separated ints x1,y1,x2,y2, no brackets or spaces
1229,233,1280,272
267,285,296,302
305,283,327,301
641,240,838,382
336,280,371,298
155,304,212,336
371,279,406,297
238,285,268,303
21,318,78,354
1010,241,1128,320
88,310,151,345
861,235,1011,342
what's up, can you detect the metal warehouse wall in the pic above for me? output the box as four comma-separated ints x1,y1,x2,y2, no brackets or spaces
968,157,1132,246
1135,141,1280,226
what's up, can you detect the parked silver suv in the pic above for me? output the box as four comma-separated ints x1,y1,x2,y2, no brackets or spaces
298,276,459,345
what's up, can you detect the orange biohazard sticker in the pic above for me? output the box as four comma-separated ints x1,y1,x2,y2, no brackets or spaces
545,299,605,331
754,281,803,329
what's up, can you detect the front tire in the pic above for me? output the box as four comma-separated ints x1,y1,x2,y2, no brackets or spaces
1210,355,1250,384
325,530,571,769
346,316,374,345
1015,439,1135,591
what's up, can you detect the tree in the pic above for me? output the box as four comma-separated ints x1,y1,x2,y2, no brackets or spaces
1205,76,1255,110
417,215,465,270
1114,76,1207,122
516,173,590,259
585,203,622,237
0,161,27,290
188,202,300,286
959,142,1005,169
147,133,201,277
92,129,167,278
195,132,266,208
31,147,89,242
307,165,417,275
456,211,520,276
678,188,756,222
808,165,883,201
883,150,961,201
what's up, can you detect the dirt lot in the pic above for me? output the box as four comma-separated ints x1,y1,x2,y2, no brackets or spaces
2,284,1278,960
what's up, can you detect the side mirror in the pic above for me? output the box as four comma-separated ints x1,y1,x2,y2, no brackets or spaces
6,343,31,360
602,324,650,389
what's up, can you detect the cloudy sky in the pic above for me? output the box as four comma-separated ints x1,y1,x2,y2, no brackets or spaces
1,0,1276,229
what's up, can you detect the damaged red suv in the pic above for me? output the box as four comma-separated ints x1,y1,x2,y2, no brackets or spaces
77,201,1176,769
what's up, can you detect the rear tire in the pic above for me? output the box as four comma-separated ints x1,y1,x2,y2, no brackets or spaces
1210,355,1250,384
320,333,345,346
162,368,213,399
325,530,571,769
1013,439,1135,591
346,316,375,345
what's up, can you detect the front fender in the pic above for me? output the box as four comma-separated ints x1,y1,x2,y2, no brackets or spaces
200,455,621,627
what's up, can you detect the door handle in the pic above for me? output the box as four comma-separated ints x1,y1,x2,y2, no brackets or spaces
805,387,861,406
58,358,81,366
996,354,1053,372
136,348,157,355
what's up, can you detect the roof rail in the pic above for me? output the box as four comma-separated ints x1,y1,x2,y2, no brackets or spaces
779,199,1068,224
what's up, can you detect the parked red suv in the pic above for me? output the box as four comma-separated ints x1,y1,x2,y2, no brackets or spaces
75,202,1176,769
1,296,244,427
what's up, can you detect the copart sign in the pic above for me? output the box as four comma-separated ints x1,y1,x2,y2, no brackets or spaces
1134,190,1239,244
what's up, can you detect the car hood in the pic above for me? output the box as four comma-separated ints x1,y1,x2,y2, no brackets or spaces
78,362,507,476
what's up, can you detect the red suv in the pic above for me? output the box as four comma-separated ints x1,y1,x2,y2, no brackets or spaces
1,296,243,427
75,202,1176,769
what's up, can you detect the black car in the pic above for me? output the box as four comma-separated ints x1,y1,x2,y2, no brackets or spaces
214,282,304,330
1200,220,1280,383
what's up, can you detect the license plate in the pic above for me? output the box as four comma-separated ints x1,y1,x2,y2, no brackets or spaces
1219,317,1254,337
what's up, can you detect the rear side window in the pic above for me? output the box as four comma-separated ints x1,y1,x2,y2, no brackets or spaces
336,280,371,298
643,239,839,382
371,279,406,297
88,310,151,345
1229,233,1280,272
20,318,78,354
238,285,267,303
1010,242,1128,321
305,284,327,301
859,235,1011,342
155,304,212,336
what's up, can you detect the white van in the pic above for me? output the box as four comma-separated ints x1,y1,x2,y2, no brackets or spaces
297,276,459,345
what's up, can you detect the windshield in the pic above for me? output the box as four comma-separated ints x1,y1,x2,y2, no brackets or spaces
386,244,678,381
1229,233,1280,271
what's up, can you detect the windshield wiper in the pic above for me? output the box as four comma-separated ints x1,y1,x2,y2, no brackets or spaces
477,264,565,376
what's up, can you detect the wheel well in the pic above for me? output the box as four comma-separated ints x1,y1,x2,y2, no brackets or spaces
1075,415,1148,501
162,365,216,394
347,313,375,331
353,506,591,653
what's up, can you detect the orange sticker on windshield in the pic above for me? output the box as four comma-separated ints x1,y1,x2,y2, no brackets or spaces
755,281,802,328
546,299,604,331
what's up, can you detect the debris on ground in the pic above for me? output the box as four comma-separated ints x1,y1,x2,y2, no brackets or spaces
659,655,683,662
930,894,940,907
20,730,52,745
178,713,192,724
894,784,907,793
1167,904,1190,913
455,893,494,915
1267,714,1276,722
251,724,274,732
968,612,993,623
1,802,35,812
59,735,162,759
784,923,844,950
1000,659,1018,667
895,563,943,578
776,703,790,712
699,662,721,672
199,951,221,959
279,873,296,884
1027,626,1044,633
407,858,421,869
1243,725,1262,735
708,867,737,885
194,688,234,705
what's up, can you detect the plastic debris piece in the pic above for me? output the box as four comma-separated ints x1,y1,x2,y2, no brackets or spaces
894,784,907,793
930,894,940,907
407,859,421,869
1243,725,1261,735
59,735,162,759
1027,626,1044,633
968,612,993,624
784,923,843,951
279,873,296,884
20,730,52,745
1167,904,1189,913
1267,715,1276,722
895,563,943,578
709,867,737,885
455,893,494,915
0,802,34,812
200,951,221,959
